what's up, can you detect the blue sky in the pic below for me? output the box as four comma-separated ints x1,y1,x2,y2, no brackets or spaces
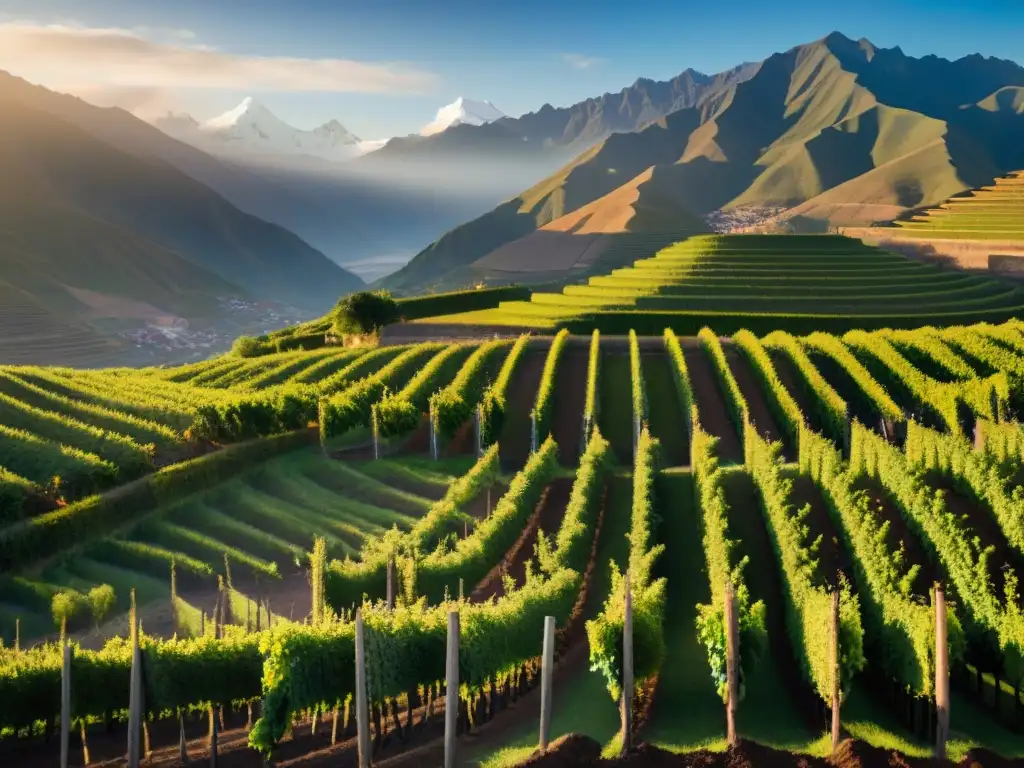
0,0,1020,138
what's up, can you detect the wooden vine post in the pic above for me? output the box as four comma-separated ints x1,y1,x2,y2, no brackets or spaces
127,592,143,768
538,616,556,752
935,584,950,760
445,610,460,768
354,609,370,768
60,635,71,768
830,589,841,752
621,571,634,757
724,581,739,747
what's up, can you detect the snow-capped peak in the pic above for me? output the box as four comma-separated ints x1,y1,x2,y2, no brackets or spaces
200,96,284,132
420,97,506,136
150,97,383,162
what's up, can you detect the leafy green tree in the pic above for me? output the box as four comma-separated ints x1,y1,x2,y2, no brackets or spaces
51,591,81,632
88,585,116,630
232,335,264,358
332,291,400,336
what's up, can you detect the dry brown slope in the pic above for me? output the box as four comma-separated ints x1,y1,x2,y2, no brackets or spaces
471,166,708,276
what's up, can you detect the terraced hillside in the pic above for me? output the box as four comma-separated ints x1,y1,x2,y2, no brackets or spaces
2,319,1024,768
889,171,1024,241
423,234,1024,334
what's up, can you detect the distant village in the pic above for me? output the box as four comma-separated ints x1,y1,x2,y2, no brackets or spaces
118,297,311,363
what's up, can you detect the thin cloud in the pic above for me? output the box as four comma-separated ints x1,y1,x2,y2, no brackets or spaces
0,21,439,94
561,52,606,70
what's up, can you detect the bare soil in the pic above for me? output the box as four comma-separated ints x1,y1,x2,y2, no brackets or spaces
472,479,572,602
681,342,742,463
519,734,1015,767
722,345,790,459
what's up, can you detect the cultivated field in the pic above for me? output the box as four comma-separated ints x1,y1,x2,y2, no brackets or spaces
2,315,1024,767
420,234,1024,335
888,172,1024,242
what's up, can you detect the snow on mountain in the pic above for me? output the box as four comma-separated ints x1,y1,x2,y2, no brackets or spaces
153,98,377,162
420,97,506,136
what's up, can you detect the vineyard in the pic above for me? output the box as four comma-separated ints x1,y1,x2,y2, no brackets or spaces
410,234,1024,334
886,172,1024,242
4,263,1024,764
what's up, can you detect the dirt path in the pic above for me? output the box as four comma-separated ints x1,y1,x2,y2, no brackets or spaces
472,479,571,602
551,340,590,467
641,350,689,468
723,469,820,737
681,342,742,464
851,476,937,598
723,344,790,460
499,344,550,472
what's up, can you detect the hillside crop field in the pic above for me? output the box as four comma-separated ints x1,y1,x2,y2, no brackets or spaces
415,234,1024,335
887,172,1024,242
2,310,1024,766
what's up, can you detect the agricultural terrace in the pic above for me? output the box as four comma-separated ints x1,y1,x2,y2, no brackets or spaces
3,320,1024,766
887,171,1024,242
415,234,1024,335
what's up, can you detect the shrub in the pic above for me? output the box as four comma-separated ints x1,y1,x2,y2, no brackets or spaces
232,336,265,358
333,291,401,335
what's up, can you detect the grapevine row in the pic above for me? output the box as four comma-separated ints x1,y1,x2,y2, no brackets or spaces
531,329,570,442
746,426,866,702
431,339,514,440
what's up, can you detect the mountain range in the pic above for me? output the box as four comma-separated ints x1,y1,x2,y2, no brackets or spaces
154,97,374,162
153,96,510,164
3,30,1024,364
381,32,1024,292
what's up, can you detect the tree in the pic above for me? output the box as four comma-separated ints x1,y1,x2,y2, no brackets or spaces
332,291,400,336
231,335,264,358
88,584,116,630
51,591,82,633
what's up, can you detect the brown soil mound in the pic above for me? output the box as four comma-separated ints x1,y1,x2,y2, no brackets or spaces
515,737,1004,768
518,734,605,766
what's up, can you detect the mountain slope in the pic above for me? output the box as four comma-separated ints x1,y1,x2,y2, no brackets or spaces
0,97,363,313
0,71,386,268
383,32,1024,290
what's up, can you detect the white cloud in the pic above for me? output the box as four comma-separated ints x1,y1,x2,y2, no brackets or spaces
561,52,605,70
0,21,439,94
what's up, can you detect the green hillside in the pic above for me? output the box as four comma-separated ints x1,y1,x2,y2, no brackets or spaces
423,234,1024,333
382,33,1024,292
